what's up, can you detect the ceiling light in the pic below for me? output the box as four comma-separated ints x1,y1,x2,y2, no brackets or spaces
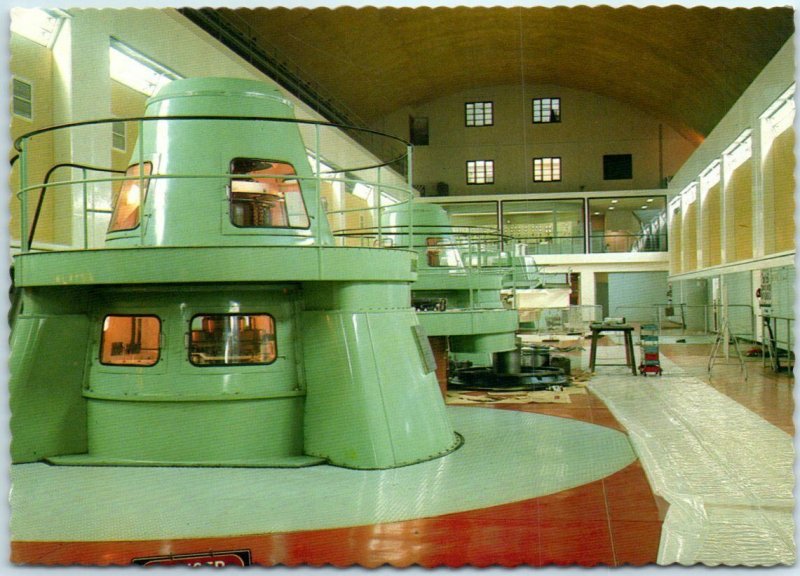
10,8,65,48
611,199,619,204
593,212,600,216
641,206,648,209
109,38,182,97
608,206,615,210
646,198,654,203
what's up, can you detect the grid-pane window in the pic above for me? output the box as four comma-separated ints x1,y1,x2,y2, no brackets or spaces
467,160,495,185
112,121,126,151
189,314,276,366
465,101,493,127
533,98,560,123
101,315,161,366
13,78,32,120
533,157,561,182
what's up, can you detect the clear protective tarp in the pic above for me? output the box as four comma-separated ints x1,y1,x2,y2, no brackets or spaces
589,372,795,566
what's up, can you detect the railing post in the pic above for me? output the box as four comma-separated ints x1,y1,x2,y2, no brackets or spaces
407,145,414,251
377,165,382,248
19,137,29,253
138,119,145,247
82,168,89,250
315,122,322,246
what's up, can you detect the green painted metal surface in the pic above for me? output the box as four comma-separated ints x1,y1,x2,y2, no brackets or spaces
14,246,418,287
303,309,459,468
10,77,459,470
10,315,90,463
380,201,519,364
417,309,519,337
108,77,332,248
76,397,307,466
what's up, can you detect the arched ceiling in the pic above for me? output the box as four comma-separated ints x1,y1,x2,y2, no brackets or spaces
218,5,793,145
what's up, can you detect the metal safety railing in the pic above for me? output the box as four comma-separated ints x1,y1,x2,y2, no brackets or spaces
590,232,668,253
761,314,794,374
12,115,415,254
613,303,756,338
518,305,603,335
510,235,585,255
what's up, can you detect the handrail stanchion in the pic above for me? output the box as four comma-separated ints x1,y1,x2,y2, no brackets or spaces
19,137,29,254
314,122,322,248
138,119,145,246
406,145,414,252
82,168,89,250
376,166,382,248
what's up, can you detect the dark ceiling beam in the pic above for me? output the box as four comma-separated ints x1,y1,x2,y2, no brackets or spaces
178,7,365,131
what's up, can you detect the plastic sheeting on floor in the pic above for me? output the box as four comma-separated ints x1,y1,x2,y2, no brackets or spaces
590,375,795,566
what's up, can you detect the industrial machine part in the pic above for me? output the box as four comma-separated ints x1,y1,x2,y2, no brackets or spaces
10,77,460,470
450,343,569,391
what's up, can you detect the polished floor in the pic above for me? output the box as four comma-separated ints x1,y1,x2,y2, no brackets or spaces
10,338,793,568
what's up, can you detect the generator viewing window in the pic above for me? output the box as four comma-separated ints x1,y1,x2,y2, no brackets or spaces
533,157,561,182
109,161,152,232
229,158,310,229
100,315,161,366
189,314,276,366
465,101,493,127
466,160,494,184
533,98,561,123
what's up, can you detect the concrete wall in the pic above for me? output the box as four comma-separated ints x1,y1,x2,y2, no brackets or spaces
607,271,669,323
376,83,696,196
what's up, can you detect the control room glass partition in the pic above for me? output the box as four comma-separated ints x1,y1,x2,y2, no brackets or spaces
588,196,667,253
439,201,499,229
501,199,585,254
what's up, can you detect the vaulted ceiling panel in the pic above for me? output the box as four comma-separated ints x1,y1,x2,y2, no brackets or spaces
211,5,793,144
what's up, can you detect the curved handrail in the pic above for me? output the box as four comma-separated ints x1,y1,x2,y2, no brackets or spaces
27,163,126,249
14,115,411,174
14,115,417,252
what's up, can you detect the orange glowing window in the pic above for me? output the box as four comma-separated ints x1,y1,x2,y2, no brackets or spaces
100,315,161,366
109,162,152,232
189,314,276,366
229,158,310,229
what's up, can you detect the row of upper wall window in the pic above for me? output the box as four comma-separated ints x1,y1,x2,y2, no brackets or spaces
465,154,633,184
101,313,277,367
668,82,796,271
465,98,561,127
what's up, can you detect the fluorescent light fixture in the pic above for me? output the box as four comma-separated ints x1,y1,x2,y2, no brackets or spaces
700,160,721,191
10,7,66,48
352,182,373,201
608,206,615,210
593,212,600,215
681,182,697,205
640,206,648,209
610,199,619,204
723,130,752,173
110,38,181,96
646,198,653,203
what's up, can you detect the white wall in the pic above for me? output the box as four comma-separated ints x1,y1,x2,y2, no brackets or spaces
667,35,795,274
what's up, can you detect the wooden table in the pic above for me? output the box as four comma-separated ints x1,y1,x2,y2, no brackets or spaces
589,324,637,375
